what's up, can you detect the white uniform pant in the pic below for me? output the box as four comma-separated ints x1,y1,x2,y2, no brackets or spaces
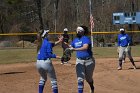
76,57,95,83
119,46,132,59
36,59,57,89
119,46,135,67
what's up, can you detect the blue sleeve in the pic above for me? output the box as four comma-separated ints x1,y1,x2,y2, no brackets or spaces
127,34,131,44
83,37,90,44
47,43,56,58
71,40,75,48
51,43,55,47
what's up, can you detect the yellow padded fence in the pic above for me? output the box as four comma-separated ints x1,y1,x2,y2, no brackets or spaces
0,31,140,36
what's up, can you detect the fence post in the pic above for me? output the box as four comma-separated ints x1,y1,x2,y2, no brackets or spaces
22,35,24,49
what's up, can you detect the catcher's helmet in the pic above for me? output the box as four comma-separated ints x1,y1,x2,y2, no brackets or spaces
64,28,68,32
119,28,125,32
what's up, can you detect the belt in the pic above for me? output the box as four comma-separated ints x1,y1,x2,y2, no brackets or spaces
78,57,91,60
38,58,50,60
121,46,127,47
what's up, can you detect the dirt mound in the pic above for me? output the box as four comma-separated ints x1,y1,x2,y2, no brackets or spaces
16,40,36,48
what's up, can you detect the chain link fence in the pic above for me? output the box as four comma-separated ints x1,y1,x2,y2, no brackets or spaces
0,33,76,49
1,0,140,49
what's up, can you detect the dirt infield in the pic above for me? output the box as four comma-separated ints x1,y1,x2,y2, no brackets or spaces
0,57,140,93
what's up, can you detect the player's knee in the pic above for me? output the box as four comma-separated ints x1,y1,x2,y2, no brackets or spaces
51,80,58,89
86,78,93,84
39,79,45,86
119,57,122,61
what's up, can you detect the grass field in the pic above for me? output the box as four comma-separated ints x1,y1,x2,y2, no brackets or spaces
0,46,140,64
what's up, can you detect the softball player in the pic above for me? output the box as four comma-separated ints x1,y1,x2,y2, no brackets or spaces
117,28,137,70
70,26,95,93
36,30,63,93
61,28,70,64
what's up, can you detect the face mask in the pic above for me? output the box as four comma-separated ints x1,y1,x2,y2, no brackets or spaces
64,31,67,34
76,32,83,38
120,31,125,34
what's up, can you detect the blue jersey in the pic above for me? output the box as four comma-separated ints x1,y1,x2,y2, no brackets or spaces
71,36,93,58
37,38,56,60
118,33,131,47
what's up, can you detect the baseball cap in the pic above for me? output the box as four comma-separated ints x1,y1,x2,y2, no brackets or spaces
119,28,125,32
76,26,84,33
64,28,68,32
41,29,49,37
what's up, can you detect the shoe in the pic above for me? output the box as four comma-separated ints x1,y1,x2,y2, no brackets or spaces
90,86,94,93
90,90,94,93
133,66,137,69
117,67,122,70
122,60,125,63
61,62,64,64
64,61,68,64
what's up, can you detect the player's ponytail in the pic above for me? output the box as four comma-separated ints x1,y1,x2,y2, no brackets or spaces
80,25,89,35
37,30,43,52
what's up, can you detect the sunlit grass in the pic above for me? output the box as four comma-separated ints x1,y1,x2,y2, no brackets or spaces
0,46,140,64
0,48,37,64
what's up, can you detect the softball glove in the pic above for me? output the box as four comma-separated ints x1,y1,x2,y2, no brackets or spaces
61,48,72,62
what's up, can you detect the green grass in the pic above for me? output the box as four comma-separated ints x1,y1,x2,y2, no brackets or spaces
0,46,140,64
0,48,37,64
93,47,118,58
94,46,140,58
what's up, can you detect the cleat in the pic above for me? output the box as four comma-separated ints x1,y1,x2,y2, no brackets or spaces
90,90,94,93
122,60,125,63
133,66,137,69
64,61,68,64
61,62,64,64
117,67,122,70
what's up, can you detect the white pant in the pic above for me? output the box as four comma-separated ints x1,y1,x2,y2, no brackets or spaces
76,57,95,83
119,46,132,60
36,59,57,88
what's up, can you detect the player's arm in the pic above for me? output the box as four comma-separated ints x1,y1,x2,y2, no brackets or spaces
46,43,57,58
56,55,61,59
46,43,62,59
127,35,131,46
73,44,88,51
54,35,63,46
117,39,120,52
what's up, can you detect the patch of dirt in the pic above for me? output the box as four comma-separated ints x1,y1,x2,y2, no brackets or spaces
0,57,140,93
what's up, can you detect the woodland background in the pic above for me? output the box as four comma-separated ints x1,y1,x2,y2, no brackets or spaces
0,0,140,45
